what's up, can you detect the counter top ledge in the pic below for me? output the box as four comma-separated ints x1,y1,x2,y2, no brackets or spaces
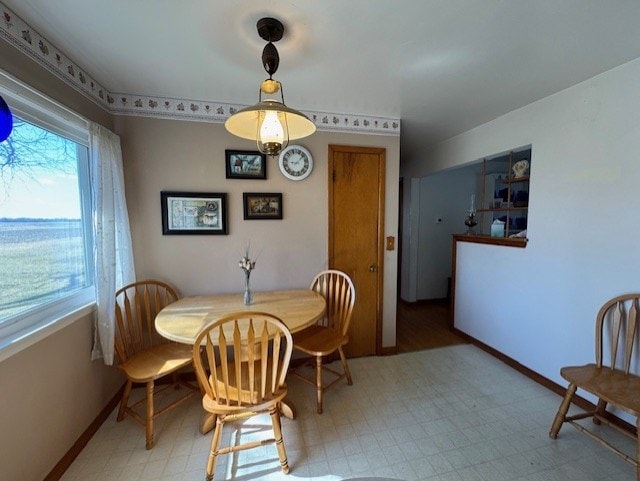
453,234,527,248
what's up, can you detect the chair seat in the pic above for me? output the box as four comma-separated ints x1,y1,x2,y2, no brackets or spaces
203,387,288,414
204,361,287,409
293,325,348,356
561,363,640,416
119,342,193,383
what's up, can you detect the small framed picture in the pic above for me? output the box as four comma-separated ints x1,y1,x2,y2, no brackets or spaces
225,150,266,179
161,191,228,235
243,192,283,220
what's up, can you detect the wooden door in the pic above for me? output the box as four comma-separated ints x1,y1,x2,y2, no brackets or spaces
328,145,385,357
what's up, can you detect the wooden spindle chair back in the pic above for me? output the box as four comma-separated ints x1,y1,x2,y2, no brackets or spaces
192,312,293,480
114,279,179,363
193,312,293,409
290,269,356,414
550,293,640,480
595,294,640,373
310,269,355,335
112,279,197,450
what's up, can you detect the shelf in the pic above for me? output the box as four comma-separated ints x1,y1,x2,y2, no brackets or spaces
478,206,528,212
453,234,527,248
500,175,530,184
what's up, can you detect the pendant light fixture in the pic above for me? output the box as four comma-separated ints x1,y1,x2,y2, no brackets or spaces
225,17,315,156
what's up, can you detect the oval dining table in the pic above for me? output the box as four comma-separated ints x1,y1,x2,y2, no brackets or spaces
155,288,326,433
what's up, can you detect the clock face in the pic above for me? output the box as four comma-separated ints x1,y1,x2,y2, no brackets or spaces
279,145,313,180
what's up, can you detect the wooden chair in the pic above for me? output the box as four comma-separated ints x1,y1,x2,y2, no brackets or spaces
192,312,293,481
549,294,640,480
290,269,355,414
114,279,198,449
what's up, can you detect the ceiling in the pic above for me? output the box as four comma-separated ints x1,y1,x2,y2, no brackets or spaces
5,0,640,163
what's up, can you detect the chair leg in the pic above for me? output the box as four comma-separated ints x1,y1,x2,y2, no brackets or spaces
593,398,607,425
145,381,154,450
636,418,640,481
269,404,290,474
117,380,132,422
315,355,323,414
338,347,353,385
206,415,224,481
549,383,577,439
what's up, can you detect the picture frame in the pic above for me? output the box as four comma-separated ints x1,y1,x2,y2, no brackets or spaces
161,191,228,235
225,150,267,179
243,192,283,220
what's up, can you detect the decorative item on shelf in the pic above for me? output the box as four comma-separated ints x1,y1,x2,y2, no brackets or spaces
224,17,316,156
238,242,257,305
512,159,529,178
491,219,505,237
509,229,527,238
464,193,477,234
513,190,529,207
464,210,478,235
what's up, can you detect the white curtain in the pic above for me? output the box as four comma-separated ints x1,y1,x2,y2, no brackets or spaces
89,122,136,365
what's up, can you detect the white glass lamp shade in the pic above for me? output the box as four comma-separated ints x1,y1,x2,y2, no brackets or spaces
258,110,285,153
225,100,316,155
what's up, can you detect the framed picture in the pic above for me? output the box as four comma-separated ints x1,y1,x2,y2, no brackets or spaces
225,150,266,179
243,192,283,220
161,191,228,235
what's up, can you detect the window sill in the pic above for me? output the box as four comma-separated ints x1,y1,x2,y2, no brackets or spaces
0,301,95,363
453,233,528,248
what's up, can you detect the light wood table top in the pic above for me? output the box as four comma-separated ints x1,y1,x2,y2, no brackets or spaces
155,289,326,344
156,289,325,428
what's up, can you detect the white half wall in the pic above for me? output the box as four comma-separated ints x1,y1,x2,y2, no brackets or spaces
404,56,640,418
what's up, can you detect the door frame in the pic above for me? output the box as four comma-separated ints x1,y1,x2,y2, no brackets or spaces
328,144,385,355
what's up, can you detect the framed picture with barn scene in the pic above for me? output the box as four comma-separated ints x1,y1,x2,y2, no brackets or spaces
225,150,267,179
243,192,283,220
161,191,228,234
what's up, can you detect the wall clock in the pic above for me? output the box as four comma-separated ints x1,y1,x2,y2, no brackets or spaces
278,145,313,180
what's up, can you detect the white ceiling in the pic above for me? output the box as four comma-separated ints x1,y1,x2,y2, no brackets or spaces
5,0,640,161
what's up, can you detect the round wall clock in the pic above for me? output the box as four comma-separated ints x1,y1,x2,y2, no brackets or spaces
278,145,313,180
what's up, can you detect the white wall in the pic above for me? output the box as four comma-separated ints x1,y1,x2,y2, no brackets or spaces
403,57,640,413
415,167,477,300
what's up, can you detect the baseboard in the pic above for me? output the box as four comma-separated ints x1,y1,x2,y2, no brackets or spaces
44,384,124,481
399,297,448,305
379,345,397,356
452,327,636,436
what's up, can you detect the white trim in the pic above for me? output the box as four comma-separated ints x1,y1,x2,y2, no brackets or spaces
0,70,95,361
0,68,89,144
0,299,95,364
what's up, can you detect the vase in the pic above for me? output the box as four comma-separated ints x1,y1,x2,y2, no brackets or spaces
243,273,252,305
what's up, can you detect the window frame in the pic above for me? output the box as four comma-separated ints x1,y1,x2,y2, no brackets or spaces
0,71,95,362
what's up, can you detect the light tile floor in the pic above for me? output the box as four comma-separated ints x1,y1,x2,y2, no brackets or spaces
61,345,637,481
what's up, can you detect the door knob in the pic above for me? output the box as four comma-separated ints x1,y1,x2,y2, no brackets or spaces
369,264,377,272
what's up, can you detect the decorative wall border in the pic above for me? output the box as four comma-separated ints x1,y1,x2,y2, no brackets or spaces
0,2,400,136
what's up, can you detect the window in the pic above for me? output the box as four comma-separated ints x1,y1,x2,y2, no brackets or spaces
0,75,94,354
